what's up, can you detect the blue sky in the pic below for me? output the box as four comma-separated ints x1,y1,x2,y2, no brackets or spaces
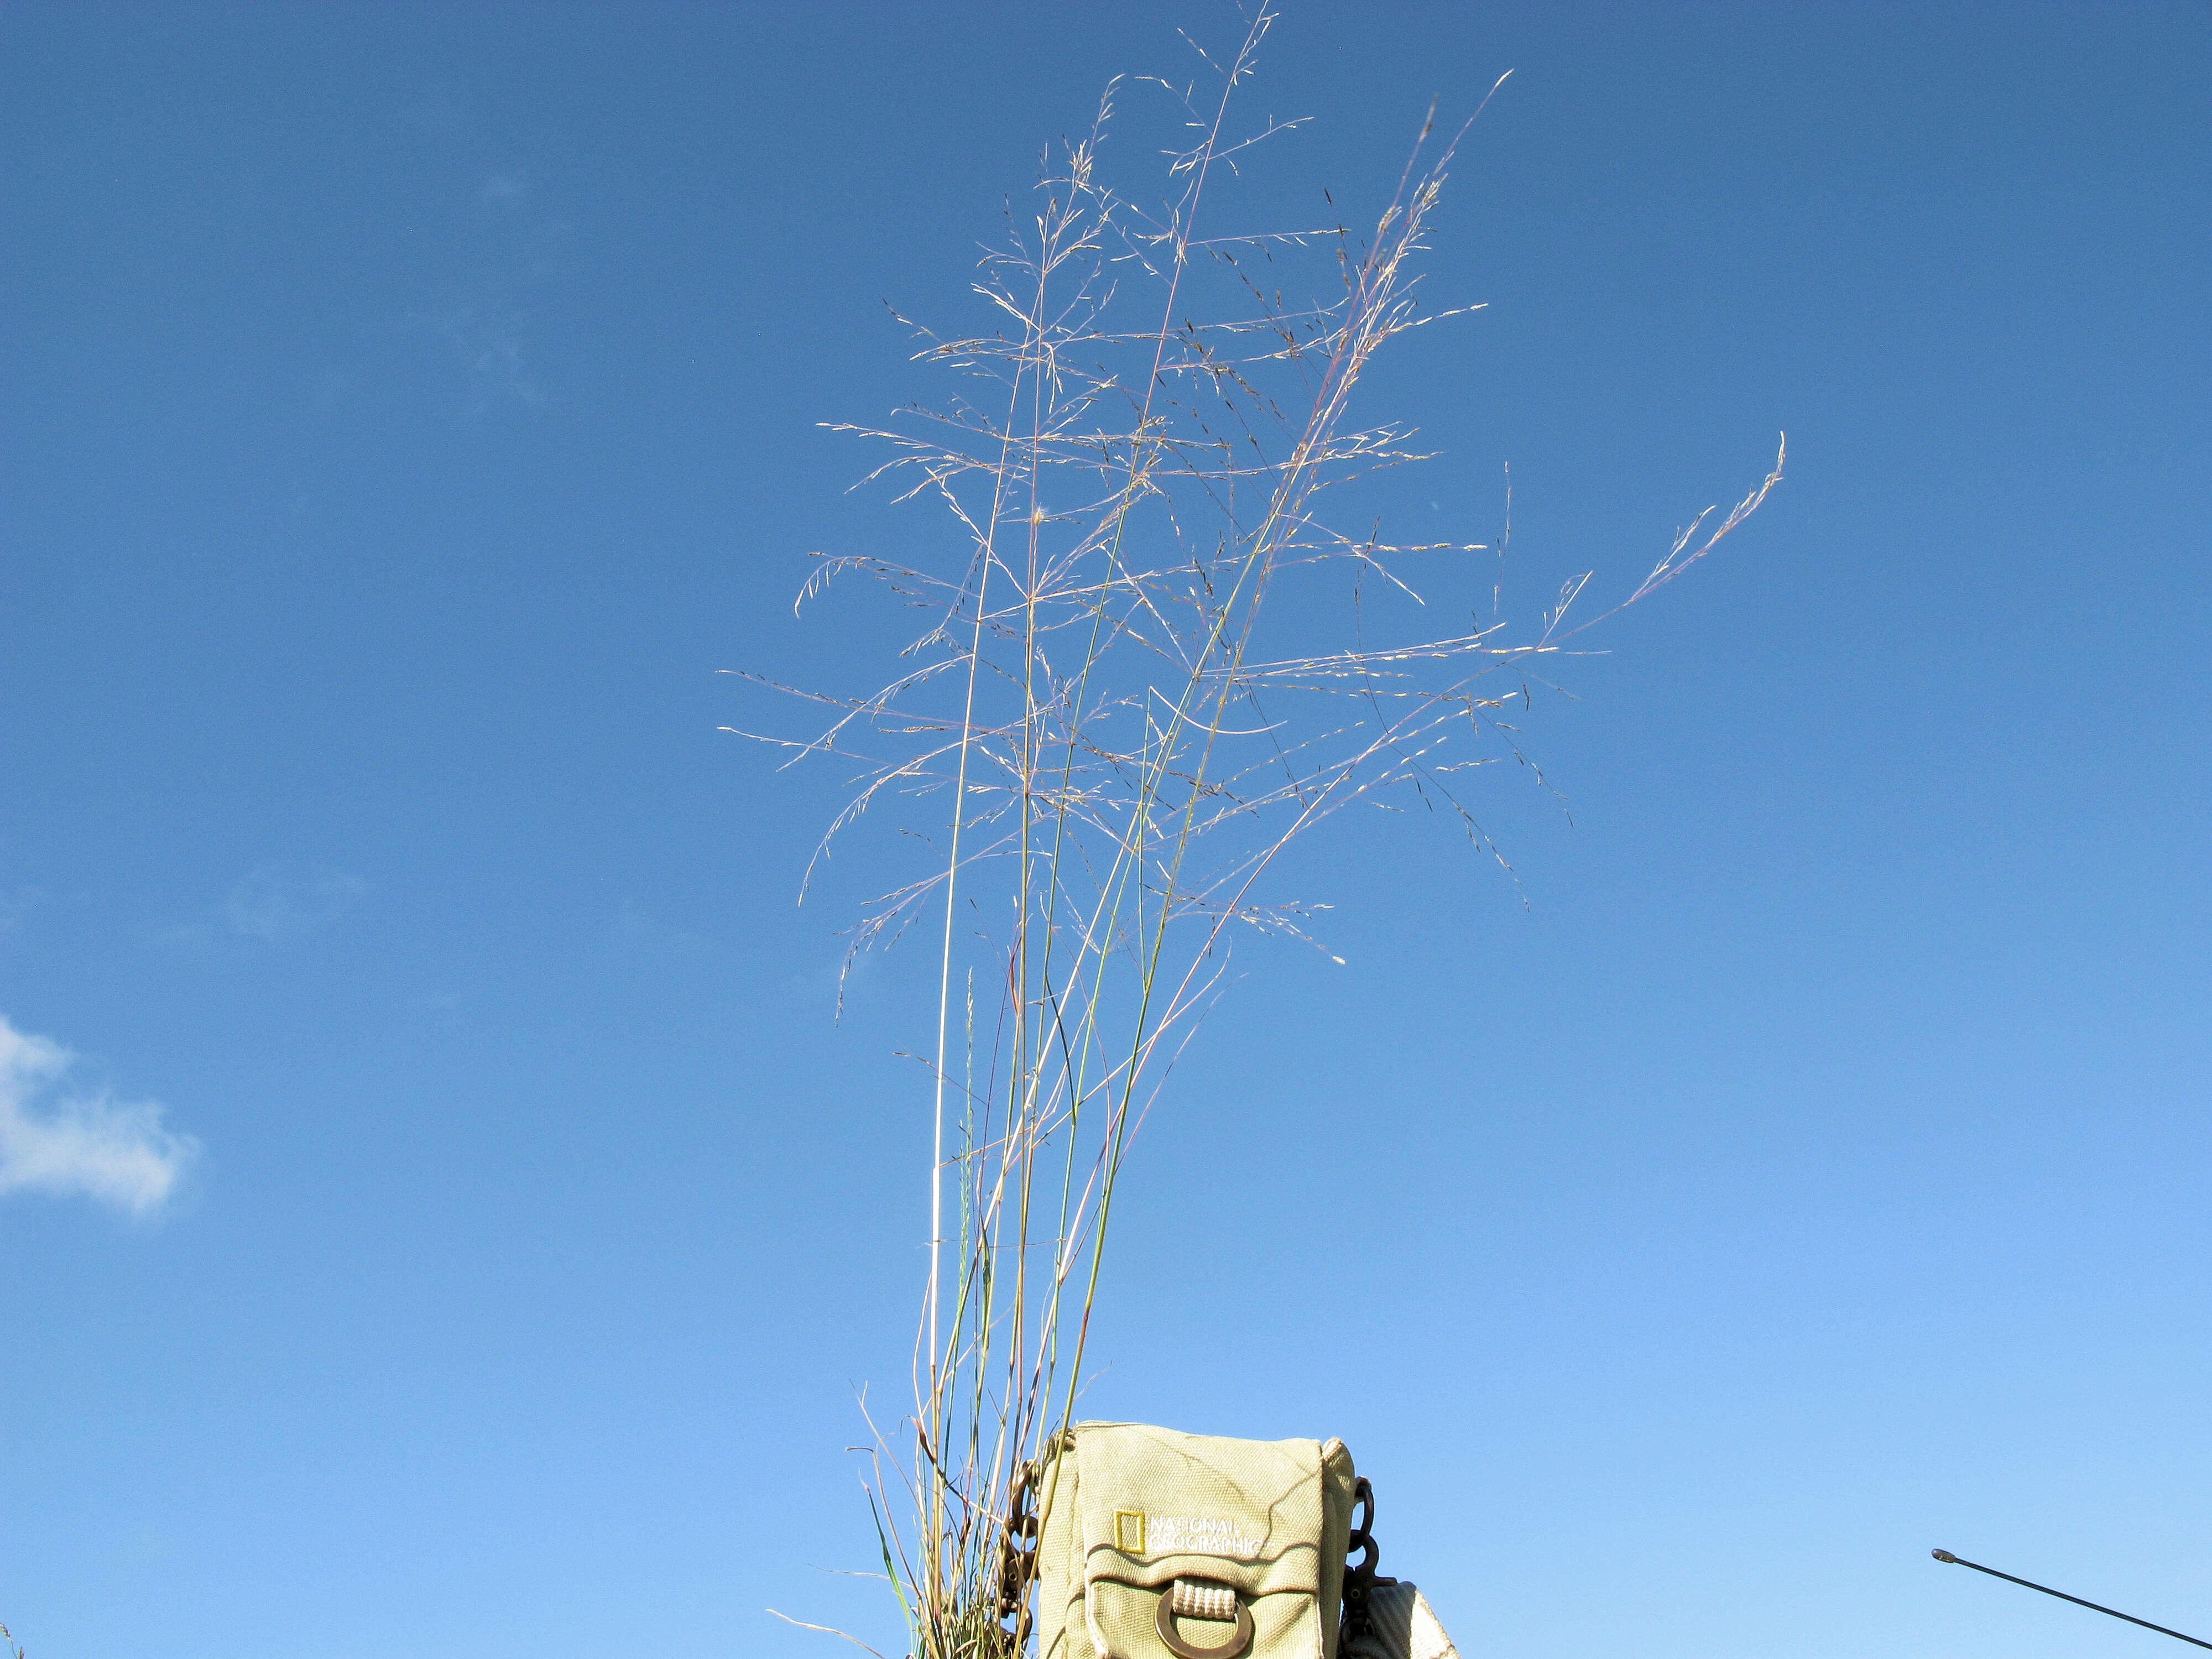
3,3,2206,1657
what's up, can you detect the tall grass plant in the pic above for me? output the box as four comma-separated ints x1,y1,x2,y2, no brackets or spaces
737,9,1780,1653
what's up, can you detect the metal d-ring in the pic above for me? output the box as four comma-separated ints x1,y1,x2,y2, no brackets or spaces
1154,1589,1254,1659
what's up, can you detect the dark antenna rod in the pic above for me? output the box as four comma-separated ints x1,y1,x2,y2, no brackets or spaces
1932,1550,2212,1650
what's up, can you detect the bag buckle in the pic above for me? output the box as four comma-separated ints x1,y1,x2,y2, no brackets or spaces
1154,1577,1254,1659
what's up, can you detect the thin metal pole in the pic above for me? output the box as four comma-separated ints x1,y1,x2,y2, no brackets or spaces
1933,1550,2212,1650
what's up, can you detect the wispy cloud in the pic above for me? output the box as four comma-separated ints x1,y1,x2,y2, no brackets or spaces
435,300,545,412
388,163,569,416
0,882,49,934
612,900,710,955
224,864,367,943
0,1016,199,1216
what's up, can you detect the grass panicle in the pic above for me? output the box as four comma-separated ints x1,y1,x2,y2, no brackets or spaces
731,8,1780,1653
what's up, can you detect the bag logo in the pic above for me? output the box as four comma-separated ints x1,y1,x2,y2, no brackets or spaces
1115,1513,1264,1559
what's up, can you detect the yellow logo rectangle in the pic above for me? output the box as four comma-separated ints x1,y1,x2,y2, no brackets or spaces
1113,1510,1146,1554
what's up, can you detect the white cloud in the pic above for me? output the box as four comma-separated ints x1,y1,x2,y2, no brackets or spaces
0,1016,199,1217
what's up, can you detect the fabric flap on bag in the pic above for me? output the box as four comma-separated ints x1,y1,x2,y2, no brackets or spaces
1073,1421,1324,1595
1344,1583,1458,1659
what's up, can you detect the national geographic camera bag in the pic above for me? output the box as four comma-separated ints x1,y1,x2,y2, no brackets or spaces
1021,1421,1386,1659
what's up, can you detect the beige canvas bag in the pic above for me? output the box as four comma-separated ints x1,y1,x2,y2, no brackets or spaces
1018,1421,1441,1659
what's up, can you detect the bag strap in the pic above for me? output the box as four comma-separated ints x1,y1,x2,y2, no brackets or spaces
1339,1476,1397,1650
993,1456,1042,1655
